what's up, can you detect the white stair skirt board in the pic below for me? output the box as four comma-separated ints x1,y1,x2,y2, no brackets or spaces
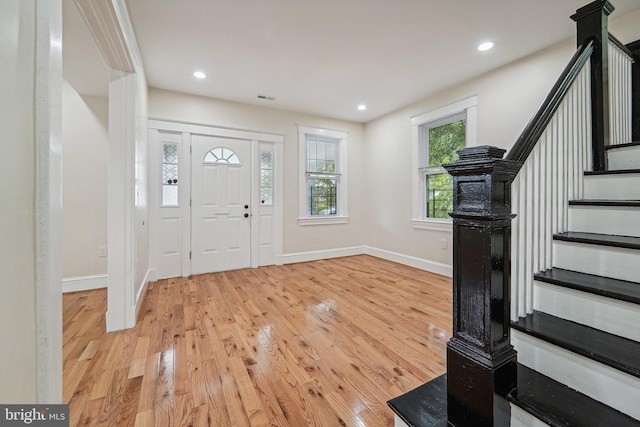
62,274,108,293
553,241,640,283
512,330,640,420
510,404,549,427
568,205,640,237
608,146,640,170
583,172,640,200
533,280,640,341
394,415,409,427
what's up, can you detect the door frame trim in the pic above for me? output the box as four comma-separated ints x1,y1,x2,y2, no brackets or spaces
149,119,284,276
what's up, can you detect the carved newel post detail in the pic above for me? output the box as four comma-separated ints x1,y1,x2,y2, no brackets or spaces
443,146,522,426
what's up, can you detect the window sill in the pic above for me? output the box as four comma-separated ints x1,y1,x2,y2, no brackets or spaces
412,219,452,232
298,216,349,226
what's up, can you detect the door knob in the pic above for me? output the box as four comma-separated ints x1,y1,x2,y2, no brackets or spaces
244,213,249,218
244,205,249,209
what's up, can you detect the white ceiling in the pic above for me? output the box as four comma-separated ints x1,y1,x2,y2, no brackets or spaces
63,0,640,123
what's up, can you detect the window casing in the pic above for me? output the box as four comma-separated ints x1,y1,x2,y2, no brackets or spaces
411,97,477,231
298,126,348,225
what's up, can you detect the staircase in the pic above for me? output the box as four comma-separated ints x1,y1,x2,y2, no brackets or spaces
388,1,640,425
509,142,640,425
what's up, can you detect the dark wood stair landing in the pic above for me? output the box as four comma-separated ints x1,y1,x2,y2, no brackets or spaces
387,364,640,427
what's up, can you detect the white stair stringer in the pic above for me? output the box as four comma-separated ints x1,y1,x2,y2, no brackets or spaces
583,172,640,200
568,205,640,237
553,240,640,283
608,145,640,170
533,280,640,341
511,329,640,421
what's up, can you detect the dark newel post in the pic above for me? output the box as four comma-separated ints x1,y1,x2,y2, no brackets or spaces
443,146,522,427
571,0,613,171
629,40,640,142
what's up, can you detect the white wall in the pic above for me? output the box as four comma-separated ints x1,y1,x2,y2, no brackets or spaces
148,89,368,256
134,69,149,300
363,9,640,270
0,0,38,402
146,9,640,274
62,81,108,279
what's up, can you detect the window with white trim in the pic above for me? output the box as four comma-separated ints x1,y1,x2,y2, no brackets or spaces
411,97,477,230
298,126,348,225
421,113,465,219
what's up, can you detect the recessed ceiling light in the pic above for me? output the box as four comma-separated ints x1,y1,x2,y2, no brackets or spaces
193,71,207,79
477,42,494,52
357,104,367,111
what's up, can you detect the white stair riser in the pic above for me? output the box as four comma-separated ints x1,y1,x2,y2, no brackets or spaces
568,206,640,237
583,173,640,200
608,146,640,170
512,330,640,420
510,405,549,427
533,281,640,341
553,241,640,282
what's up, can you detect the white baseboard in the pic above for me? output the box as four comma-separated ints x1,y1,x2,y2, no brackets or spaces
364,246,452,277
277,245,452,278
62,274,108,293
278,246,365,265
134,268,155,319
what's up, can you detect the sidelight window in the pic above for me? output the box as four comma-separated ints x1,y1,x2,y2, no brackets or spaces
162,142,179,206
260,151,273,205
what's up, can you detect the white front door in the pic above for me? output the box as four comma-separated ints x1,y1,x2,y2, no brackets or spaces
190,135,252,275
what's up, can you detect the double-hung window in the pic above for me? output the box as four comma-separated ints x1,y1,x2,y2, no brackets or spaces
298,126,348,225
412,97,477,230
421,113,465,219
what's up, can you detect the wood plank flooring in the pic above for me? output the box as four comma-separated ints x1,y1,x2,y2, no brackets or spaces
63,255,452,426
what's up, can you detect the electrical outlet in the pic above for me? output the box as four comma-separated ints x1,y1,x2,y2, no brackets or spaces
441,239,448,250
98,246,107,257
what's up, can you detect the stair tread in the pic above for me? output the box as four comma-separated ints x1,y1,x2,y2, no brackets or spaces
534,268,640,305
512,311,640,378
569,199,640,207
584,168,640,175
510,364,640,427
387,374,447,427
604,141,640,150
554,231,640,249
388,366,640,427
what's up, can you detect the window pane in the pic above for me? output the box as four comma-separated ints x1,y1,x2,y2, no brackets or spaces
307,136,337,173
426,173,453,219
260,151,273,205
203,146,240,164
429,119,465,167
308,178,337,216
162,142,179,206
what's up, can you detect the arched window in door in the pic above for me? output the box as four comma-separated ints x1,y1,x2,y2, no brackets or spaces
203,147,240,164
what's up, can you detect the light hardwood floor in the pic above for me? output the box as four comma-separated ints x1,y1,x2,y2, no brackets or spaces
63,255,452,426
